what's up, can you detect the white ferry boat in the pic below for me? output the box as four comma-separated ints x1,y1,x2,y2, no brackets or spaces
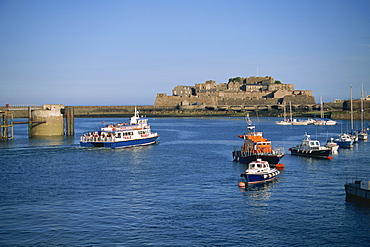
80,108,159,148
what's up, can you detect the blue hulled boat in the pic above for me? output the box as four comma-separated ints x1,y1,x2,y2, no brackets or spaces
334,133,354,148
80,108,160,148
240,159,280,184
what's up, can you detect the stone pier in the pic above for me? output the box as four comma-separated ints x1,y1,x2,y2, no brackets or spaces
29,104,64,137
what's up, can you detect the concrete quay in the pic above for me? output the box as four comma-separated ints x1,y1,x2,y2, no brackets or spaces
1,104,369,120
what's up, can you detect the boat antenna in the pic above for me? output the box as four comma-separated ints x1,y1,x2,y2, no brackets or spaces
245,113,254,132
245,113,252,125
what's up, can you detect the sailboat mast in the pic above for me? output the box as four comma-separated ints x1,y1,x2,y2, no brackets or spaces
283,101,287,120
361,83,364,131
350,85,354,131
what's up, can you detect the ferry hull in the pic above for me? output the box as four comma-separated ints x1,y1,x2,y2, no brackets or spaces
80,136,159,148
289,148,331,158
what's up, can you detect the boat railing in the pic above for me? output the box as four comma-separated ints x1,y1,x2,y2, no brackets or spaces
272,147,285,155
80,136,116,142
234,147,285,157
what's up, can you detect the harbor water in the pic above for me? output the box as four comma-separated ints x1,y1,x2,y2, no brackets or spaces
1,117,370,246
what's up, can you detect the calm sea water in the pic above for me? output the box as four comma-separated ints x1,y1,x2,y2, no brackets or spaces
1,117,370,246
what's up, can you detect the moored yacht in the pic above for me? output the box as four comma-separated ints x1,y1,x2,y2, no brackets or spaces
334,133,354,148
289,133,332,159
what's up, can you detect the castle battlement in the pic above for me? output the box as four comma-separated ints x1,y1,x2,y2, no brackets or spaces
155,76,316,110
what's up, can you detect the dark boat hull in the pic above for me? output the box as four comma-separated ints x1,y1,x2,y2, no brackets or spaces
240,172,280,184
345,183,370,203
232,151,284,165
289,148,331,159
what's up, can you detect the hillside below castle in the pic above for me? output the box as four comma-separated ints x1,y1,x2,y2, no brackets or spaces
154,76,316,111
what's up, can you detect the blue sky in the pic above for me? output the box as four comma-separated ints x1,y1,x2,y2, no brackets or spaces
1,0,369,106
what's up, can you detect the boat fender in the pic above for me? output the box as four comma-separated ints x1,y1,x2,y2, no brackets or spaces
276,164,285,169
238,181,246,188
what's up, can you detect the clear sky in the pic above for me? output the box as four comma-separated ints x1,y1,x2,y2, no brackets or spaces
1,0,369,106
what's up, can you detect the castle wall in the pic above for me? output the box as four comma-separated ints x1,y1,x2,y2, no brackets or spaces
154,93,183,108
343,100,370,111
172,85,194,96
245,76,274,84
217,98,279,106
268,83,294,91
154,76,317,109
282,95,316,104
293,90,313,96
219,91,267,99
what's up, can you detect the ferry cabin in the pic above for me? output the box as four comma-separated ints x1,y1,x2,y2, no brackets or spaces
81,128,152,143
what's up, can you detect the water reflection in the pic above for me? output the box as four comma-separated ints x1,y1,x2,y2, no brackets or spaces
29,135,67,146
241,179,279,206
0,135,73,149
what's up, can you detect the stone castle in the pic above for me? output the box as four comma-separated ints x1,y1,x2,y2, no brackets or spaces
154,76,316,111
